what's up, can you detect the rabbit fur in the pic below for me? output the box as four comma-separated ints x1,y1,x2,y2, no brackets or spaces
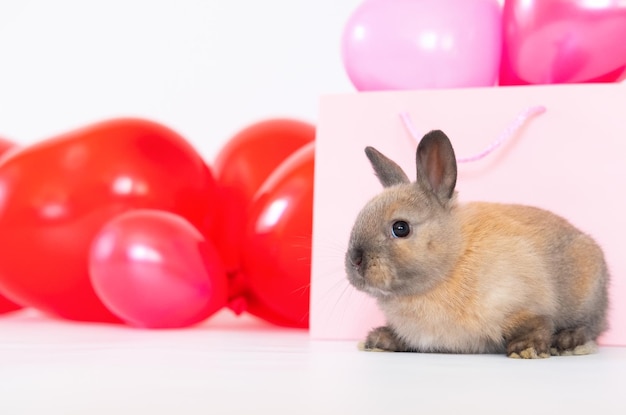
345,130,609,359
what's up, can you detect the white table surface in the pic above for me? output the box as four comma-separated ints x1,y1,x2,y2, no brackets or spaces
1,308,624,415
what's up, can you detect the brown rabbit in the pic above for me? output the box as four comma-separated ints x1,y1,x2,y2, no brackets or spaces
345,130,609,358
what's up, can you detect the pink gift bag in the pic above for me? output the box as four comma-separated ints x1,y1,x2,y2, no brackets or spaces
310,83,626,346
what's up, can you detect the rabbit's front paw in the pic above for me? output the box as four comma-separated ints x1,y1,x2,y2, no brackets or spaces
362,326,410,352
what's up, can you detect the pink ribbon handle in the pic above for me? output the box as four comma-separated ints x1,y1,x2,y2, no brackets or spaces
400,106,546,163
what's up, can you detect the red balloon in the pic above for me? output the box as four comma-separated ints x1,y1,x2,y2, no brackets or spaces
0,136,14,155
213,118,315,327
240,142,315,328
0,119,219,323
213,119,315,274
0,136,23,314
89,210,227,328
0,294,22,315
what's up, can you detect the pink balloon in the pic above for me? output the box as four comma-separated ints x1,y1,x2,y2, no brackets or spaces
89,210,228,328
341,0,502,91
500,0,626,85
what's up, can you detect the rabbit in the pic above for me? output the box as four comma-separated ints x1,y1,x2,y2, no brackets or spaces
344,130,609,359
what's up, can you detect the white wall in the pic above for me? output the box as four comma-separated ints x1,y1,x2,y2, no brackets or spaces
0,0,363,162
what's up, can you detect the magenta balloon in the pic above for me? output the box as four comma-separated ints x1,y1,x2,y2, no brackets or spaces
341,0,502,91
89,210,228,328
500,0,626,85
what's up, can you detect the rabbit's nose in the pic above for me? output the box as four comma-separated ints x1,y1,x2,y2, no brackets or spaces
349,248,363,268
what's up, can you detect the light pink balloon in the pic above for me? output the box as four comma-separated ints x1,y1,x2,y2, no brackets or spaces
89,210,228,328
500,0,626,85
341,0,502,91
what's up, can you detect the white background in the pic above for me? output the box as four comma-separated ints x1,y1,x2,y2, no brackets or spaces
0,0,365,162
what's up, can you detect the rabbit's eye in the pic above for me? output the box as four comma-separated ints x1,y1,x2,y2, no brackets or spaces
391,221,410,238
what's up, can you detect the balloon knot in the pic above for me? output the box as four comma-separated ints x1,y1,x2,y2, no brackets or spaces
227,296,248,316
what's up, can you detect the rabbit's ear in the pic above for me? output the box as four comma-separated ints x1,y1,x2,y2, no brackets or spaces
365,147,410,188
415,130,457,204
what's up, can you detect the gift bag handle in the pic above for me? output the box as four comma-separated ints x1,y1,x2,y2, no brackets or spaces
400,105,546,163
